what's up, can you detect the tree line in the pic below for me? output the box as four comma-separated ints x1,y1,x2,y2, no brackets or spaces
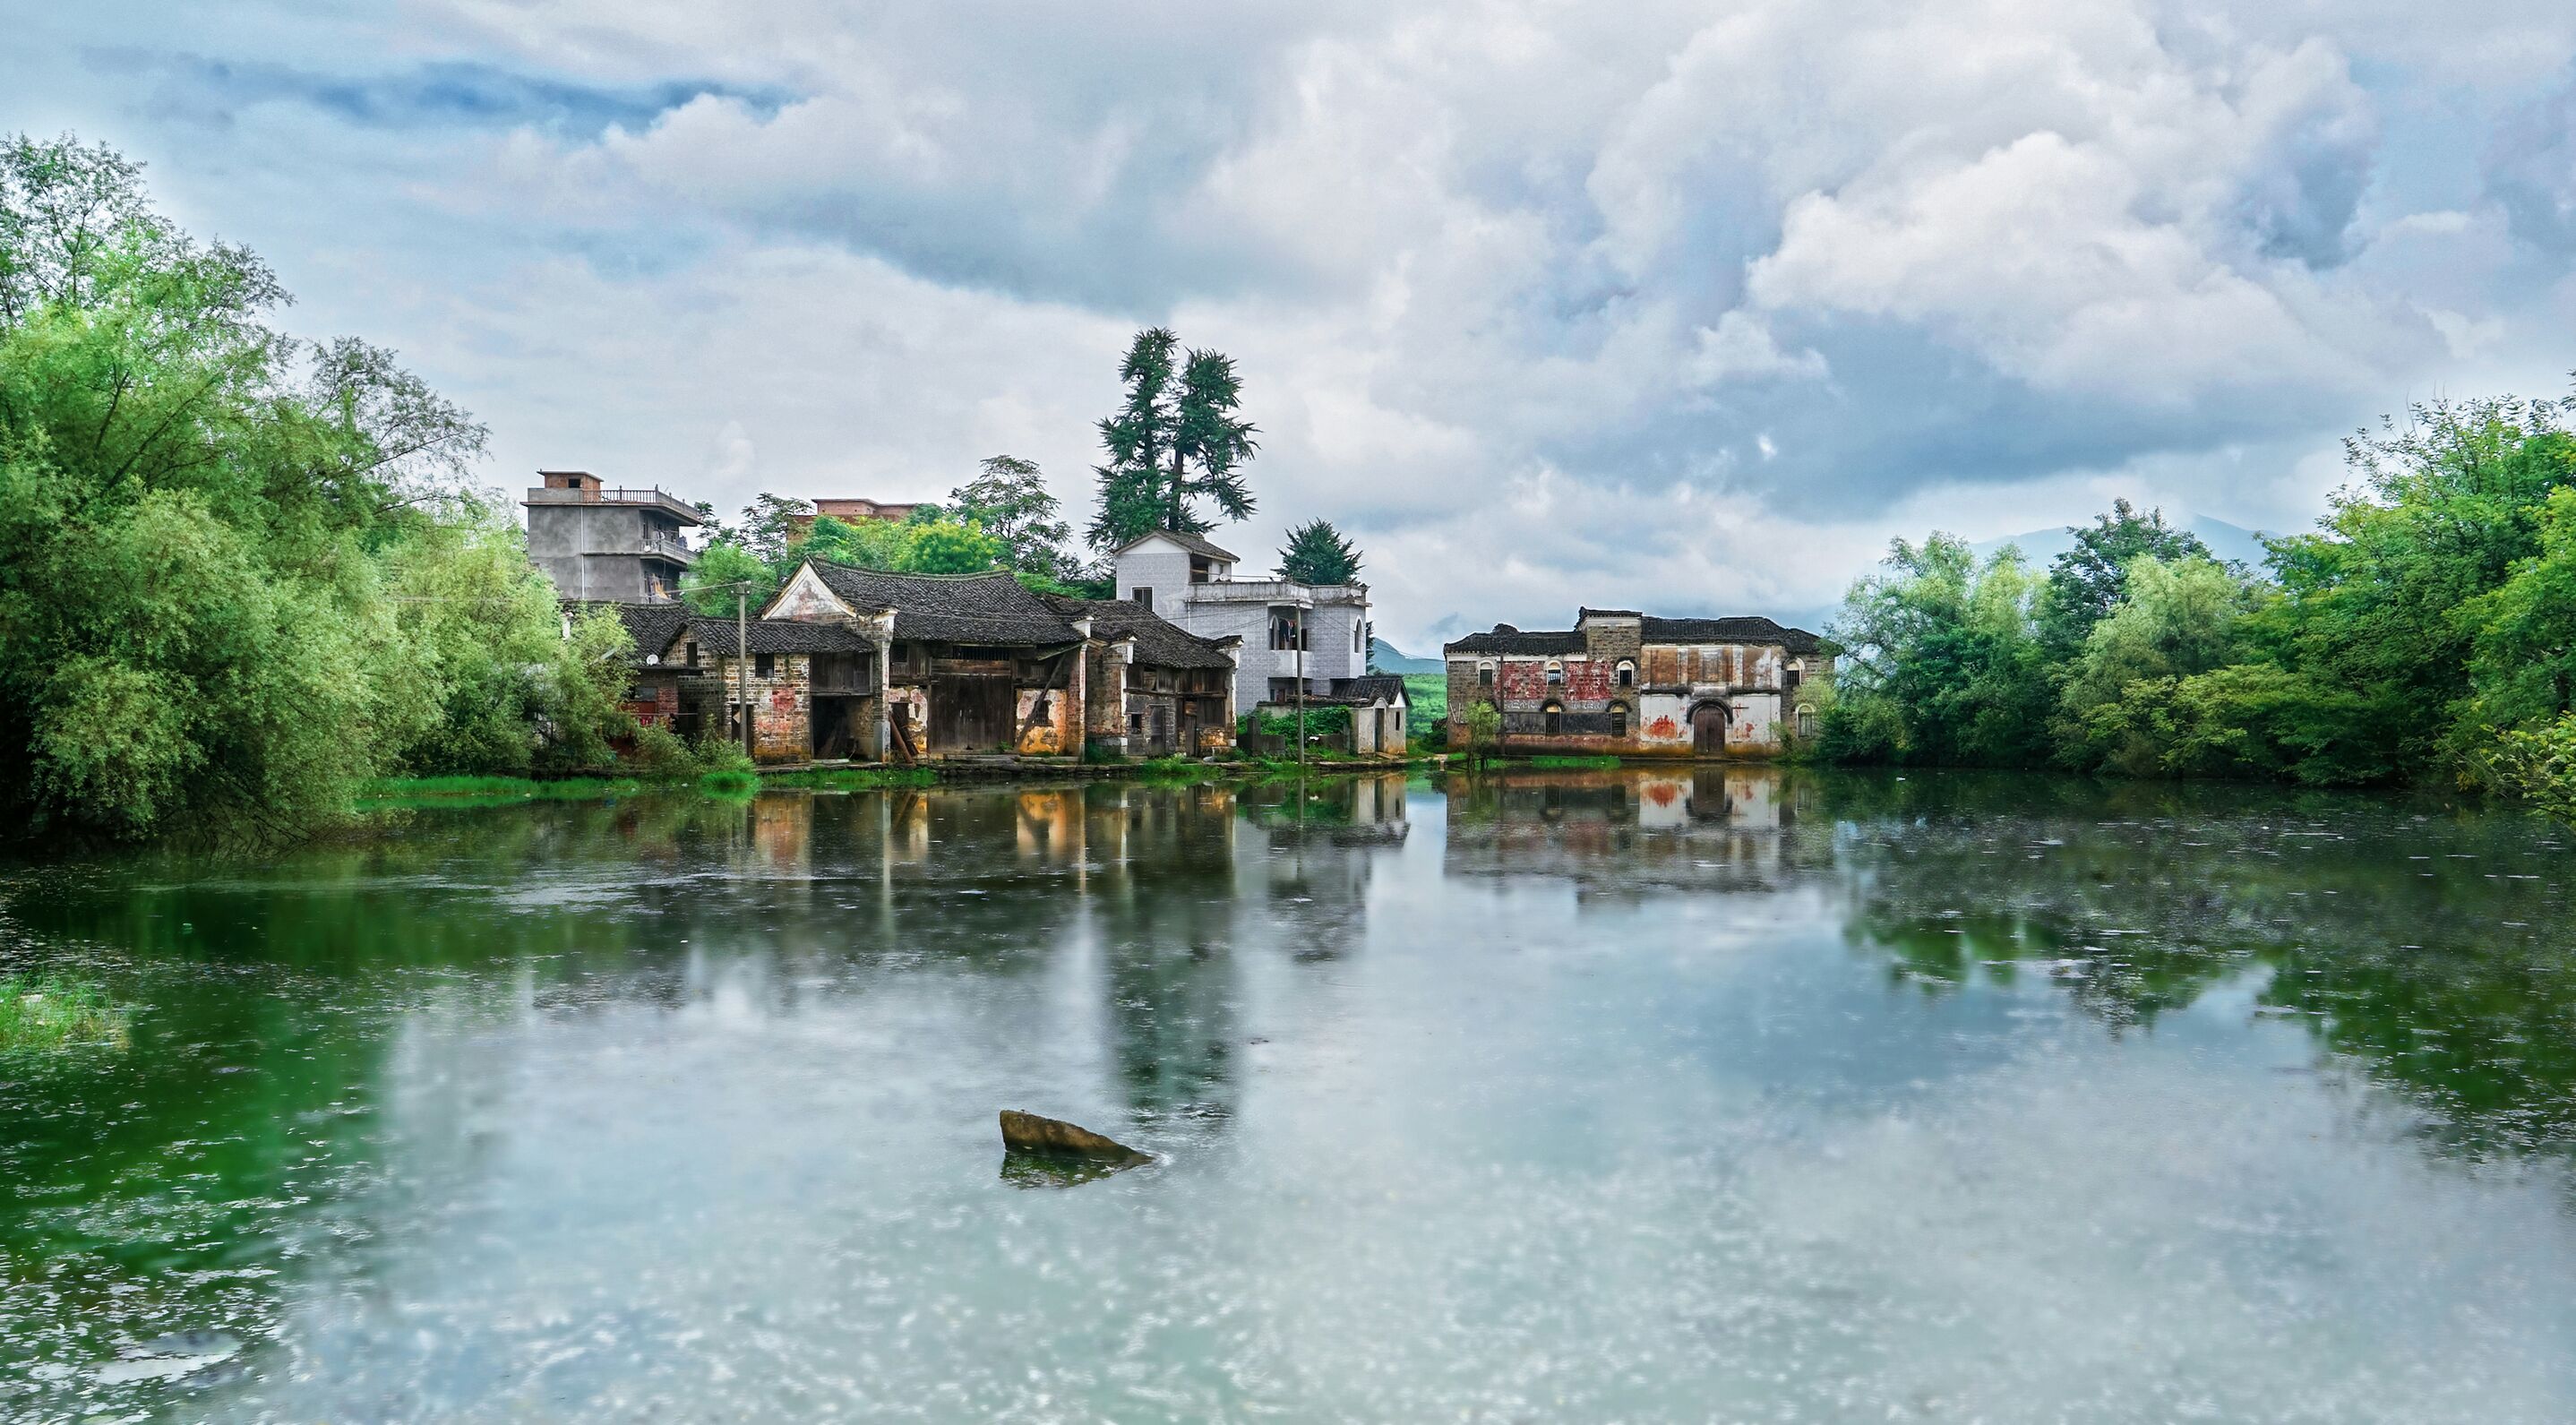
0,135,639,840
1815,393,2576,813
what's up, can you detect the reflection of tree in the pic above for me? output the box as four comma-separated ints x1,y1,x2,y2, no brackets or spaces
1816,770,2576,1163
1086,785,1244,1126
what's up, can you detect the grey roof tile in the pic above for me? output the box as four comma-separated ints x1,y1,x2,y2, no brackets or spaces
809,564,1083,646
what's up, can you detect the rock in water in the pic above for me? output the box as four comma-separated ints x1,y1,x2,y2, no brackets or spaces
999,1109,1149,1162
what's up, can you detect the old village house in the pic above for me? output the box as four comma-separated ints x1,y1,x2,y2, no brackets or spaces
603,565,1243,764
1444,609,1830,758
1038,593,1241,758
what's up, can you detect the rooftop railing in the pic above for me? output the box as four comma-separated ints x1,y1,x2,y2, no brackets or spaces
524,485,706,523
1184,578,1368,602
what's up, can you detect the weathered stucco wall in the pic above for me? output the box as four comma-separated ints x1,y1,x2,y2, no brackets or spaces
709,653,812,762
1444,642,1811,758
1015,685,1075,755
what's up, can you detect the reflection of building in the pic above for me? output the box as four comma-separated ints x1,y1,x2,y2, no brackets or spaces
1444,768,1814,897
1444,608,1830,757
1242,774,1411,960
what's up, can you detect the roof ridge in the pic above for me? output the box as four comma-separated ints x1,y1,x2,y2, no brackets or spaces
811,559,1018,582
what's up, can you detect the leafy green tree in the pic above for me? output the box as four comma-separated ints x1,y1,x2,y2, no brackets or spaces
2054,555,2256,774
896,519,1008,574
0,134,499,838
948,455,1078,579
1089,328,1180,550
2035,500,2215,659
1820,535,2054,767
798,513,906,571
377,501,629,776
2263,393,2576,775
2460,485,2576,734
1461,700,1502,765
1086,328,1258,550
1277,519,1363,585
680,539,778,615
731,494,818,570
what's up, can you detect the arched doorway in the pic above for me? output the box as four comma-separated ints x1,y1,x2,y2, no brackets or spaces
1689,700,1730,756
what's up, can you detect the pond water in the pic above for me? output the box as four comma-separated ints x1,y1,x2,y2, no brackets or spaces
2,769,2573,1422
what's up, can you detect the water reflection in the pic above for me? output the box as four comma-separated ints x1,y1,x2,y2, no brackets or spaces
1445,766,1828,897
0,770,2570,1421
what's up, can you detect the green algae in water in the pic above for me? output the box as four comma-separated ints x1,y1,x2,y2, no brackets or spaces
0,974,129,1052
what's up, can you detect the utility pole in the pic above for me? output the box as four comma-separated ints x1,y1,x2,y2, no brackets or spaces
737,588,751,759
1295,605,1306,770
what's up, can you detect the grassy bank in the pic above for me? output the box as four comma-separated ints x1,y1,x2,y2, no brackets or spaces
1402,674,1447,742
1,974,130,1053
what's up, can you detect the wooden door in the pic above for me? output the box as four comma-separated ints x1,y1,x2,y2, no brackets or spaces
929,674,1015,751
1692,703,1729,756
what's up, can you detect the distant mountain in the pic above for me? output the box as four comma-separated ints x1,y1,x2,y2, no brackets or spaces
1972,513,2275,572
1369,639,1443,674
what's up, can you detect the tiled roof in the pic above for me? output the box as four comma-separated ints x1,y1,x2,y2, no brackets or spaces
810,564,1083,646
1039,594,1239,670
1113,528,1241,562
597,603,691,663
683,617,877,657
1443,626,1587,656
1641,615,1825,652
1329,674,1410,705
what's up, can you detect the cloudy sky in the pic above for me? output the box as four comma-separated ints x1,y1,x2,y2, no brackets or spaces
13,1,2576,648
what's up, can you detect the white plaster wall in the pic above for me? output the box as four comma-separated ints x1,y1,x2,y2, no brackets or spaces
1302,600,1369,683
1727,692,1783,749
768,564,854,620
1113,543,1193,610
1175,601,1275,710
1637,692,1692,749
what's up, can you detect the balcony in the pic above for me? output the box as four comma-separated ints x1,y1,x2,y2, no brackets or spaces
523,485,706,524
640,529,698,565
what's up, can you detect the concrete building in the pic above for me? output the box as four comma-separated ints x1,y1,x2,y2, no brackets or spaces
786,498,923,539
1444,608,1830,758
523,470,702,603
1110,530,1371,714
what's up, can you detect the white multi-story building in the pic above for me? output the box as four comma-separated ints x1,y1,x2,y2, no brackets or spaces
1111,530,1371,713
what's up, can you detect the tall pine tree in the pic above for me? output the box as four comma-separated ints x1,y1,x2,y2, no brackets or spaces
1277,519,1363,585
1086,328,1258,550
